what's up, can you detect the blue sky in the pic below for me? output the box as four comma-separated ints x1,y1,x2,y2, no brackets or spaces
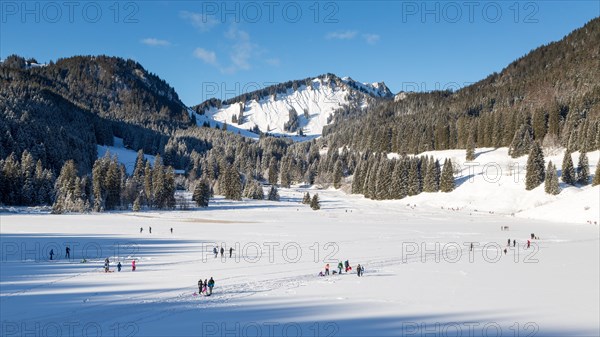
1,1,598,105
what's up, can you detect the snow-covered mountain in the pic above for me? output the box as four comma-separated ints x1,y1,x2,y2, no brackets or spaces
192,74,393,138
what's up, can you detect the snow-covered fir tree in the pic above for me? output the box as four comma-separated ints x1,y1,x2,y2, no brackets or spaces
525,142,545,190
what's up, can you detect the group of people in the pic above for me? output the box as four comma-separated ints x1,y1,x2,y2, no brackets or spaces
197,277,215,296
103,257,136,272
213,246,234,258
320,260,364,277
48,246,71,260
501,233,539,254
140,226,174,234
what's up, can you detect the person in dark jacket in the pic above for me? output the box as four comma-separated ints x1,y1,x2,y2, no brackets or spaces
337,261,343,274
117,262,122,272
207,277,215,295
220,247,225,258
198,279,203,294
49,249,54,260
229,247,234,258
65,246,71,259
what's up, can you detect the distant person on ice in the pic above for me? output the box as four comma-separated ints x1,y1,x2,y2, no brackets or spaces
220,247,225,258
65,246,70,259
104,258,110,272
49,249,54,260
527,240,531,249
207,277,215,295
229,247,234,258
213,247,218,258
338,261,343,274
132,260,136,271
507,238,511,246
170,228,173,234
357,264,363,277
198,279,203,294
513,239,516,247
117,262,122,272
344,260,350,272
140,227,143,234
149,226,152,234
324,264,330,275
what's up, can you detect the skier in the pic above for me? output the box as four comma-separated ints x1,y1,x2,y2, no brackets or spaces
207,277,215,295
220,247,225,258
132,260,136,271
513,239,516,247
325,263,330,276
117,262,122,272
357,264,362,277
149,226,152,234
337,261,343,274
65,246,71,259
198,279,203,294
49,249,54,260
213,246,218,258
104,258,110,272
229,247,234,258
140,227,143,234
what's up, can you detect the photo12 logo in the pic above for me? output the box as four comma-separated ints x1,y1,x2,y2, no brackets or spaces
1,240,139,262
200,241,340,264
1,321,139,337
401,1,540,24
401,241,540,264
199,1,339,24
1,1,139,24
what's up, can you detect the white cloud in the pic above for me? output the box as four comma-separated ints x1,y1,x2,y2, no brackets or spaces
193,25,272,74
140,38,171,47
326,30,358,40
225,26,258,71
180,11,219,32
193,48,218,66
265,58,281,67
363,34,381,45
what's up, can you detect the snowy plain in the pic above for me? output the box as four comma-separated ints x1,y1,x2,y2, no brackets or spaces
1,147,599,337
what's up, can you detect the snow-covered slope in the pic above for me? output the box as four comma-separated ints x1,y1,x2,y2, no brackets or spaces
194,75,392,138
385,147,599,225
97,137,156,175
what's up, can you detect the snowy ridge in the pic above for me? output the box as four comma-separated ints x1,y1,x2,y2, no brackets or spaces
385,147,599,225
194,75,392,138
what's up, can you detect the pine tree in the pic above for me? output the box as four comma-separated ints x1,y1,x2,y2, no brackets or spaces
143,161,153,207
466,133,476,161
302,192,311,204
193,179,210,207
268,158,278,185
593,159,600,186
440,159,455,192
544,161,560,195
423,156,440,192
310,193,320,210
509,124,533,158
333,160,343,189
267,185,280,201
576,152,590,185
525,142,545,190
561,151,576,185
133,195,141,211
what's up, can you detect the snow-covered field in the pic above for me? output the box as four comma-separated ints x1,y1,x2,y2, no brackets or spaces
1,184,599,336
